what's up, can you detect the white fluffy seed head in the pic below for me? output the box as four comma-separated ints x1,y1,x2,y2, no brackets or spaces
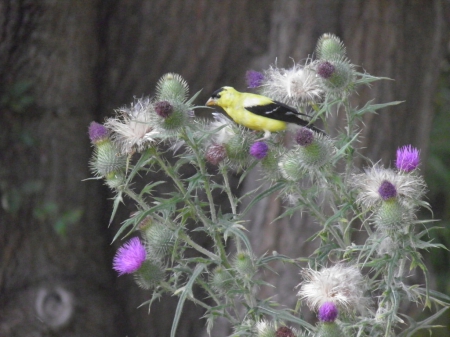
297,264,369,315
260,63,323,109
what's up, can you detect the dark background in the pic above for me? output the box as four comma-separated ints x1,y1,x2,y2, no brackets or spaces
1,1,449,336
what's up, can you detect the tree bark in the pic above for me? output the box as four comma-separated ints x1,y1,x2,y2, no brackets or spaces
0,1,124,336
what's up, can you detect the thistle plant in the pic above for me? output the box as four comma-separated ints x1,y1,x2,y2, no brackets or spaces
88,34,449,337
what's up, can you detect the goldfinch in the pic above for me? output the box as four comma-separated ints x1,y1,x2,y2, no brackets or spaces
206,86,322,138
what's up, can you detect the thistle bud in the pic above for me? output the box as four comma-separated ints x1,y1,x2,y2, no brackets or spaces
90,139,127,177
134,260,165,290
155,73,189,102
210,266,234,293
143,222,175,259
316,33,346,60
233,251,255,277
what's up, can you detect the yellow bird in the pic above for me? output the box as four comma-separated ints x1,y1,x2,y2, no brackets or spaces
206,86,321,138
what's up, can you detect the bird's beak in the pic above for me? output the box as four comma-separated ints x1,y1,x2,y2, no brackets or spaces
206,98,217,106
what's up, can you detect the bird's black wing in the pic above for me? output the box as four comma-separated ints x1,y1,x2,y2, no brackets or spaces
245,100,310,126
245,100,325,134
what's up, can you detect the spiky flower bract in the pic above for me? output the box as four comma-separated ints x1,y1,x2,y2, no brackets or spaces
396,145,420,172
151,99,191,134
113,237,146,276
246,70,265,88
89,121,109,144
250,141,269,159
105,97,159,155
297,265,368,315
316,57,356,97
352,165,427,210
318,302,339,322
278,131,333,180
316,322,344,337
134,260,165,290
260,63,323,108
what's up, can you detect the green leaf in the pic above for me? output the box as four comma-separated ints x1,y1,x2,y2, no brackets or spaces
256,305,315,331
109,191,123,226
241,182,284,217
171,264,206,337
354,99,404,116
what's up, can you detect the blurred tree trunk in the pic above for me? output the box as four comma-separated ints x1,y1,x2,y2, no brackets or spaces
0,1,448,337
0,1,125,336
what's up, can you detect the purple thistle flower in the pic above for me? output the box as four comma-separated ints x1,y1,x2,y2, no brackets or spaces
250,141,269,159
378,180,397,200
113,237,146,276
89,121,108,143
318,302,338,322
246,70,265,88
296,127,314,146
317,61,335,79
154,100,173,118
396,145,420,172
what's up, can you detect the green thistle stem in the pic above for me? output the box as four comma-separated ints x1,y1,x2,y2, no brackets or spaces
178,231,220,261
124,187,150,211
180,129,218,223
220,165,242,252
220,165,238,216
149,148,211,228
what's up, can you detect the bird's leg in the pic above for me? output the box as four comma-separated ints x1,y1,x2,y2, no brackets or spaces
255,130,272,141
